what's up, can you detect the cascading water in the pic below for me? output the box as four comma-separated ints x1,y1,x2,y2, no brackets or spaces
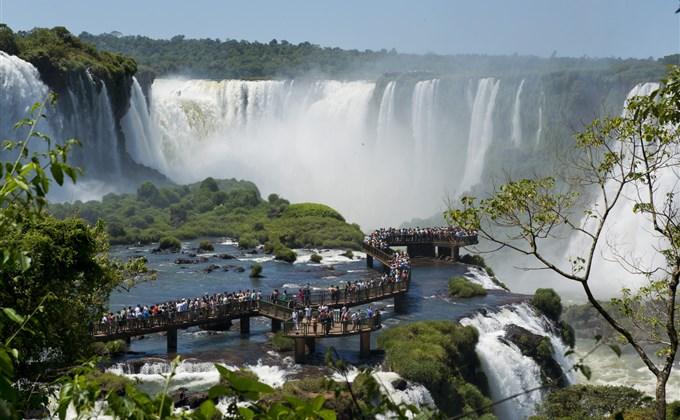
411,79,440,159
376,81,396,147
511,79,525,147
122,77,168,173
459,78,501,193
0,51,50,139
460,303,574,420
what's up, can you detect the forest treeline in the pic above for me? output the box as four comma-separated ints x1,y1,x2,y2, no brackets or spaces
80,31,672,80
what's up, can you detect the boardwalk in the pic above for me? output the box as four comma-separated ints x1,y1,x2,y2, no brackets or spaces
92,227,475,362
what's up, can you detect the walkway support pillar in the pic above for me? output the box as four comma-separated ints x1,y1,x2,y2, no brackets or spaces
294,337,307,364
240,316,250,335
394,293,407,314
305,337,316,354
359,331,371,358
438,246,451,258
167,328,178,353
271,319,282,333
367,255,373,268
124,336,131,347
453,246,460,261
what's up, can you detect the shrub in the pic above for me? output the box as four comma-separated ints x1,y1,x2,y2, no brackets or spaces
310,253,322,263
250,263,263,278
559,320,575,348
238,234,258,249
198,240,214,252
271,331,294,352
448,276,487,298
275,246,297,263
532,385,654,419
341,250,354,259
458,254,487,268
159,236,181,251
531,288,562,321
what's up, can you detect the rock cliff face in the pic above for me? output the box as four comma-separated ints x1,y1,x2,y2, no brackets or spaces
502,324,567,387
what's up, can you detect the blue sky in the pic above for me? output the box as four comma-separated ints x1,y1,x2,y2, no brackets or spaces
1,0,678,58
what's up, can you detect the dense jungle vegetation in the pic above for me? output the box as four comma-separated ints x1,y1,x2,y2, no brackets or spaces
49,178,365,255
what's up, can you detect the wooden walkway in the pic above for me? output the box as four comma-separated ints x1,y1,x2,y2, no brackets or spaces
91,229,475,362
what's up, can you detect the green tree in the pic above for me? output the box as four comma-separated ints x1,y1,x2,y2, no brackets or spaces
447,68,680,419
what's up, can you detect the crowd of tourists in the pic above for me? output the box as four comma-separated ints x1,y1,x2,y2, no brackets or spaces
364,226,477,250
99,290,263,326
290,304,380,335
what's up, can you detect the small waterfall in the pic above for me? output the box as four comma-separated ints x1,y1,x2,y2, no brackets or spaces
411,79,439,158
376,81,396,147
460,303,574,420
511,79,525,147
459,78,501,193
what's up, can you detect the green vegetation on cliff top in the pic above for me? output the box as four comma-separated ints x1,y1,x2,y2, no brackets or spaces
0,25,136,114
49,177,364,250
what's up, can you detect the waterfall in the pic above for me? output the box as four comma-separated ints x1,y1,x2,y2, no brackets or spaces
459,78,501,193
411,79,439,159
0,52,50,140
511,80,525,147
122,77,168,173
460,303,574,420
376,81,396,147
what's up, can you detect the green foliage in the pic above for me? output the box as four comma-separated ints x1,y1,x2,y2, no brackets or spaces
341,250,354,259
50,178,363,250
310,253,323,263
559,320,575,348
250,263,263,278
378,320,493,418
159,236,181,251
91,339,128,356
531,288,563,322
458,254,488,268
274,244,297,263
283,203,345,222
448,276,487,298
271,331,294,352
531,385,655,419
198,240,214,252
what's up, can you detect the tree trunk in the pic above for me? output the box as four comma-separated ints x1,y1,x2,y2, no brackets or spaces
655,374,668,420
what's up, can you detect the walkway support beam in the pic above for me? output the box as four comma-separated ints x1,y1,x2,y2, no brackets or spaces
271,319,282,333
167,328,178,353
366,255,373,268
394,293,407,314
305,337,316,354
294,337,306,364
359,331,371,358
240,316,250,335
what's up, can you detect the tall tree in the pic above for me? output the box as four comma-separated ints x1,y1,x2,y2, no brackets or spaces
448,67,680,419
